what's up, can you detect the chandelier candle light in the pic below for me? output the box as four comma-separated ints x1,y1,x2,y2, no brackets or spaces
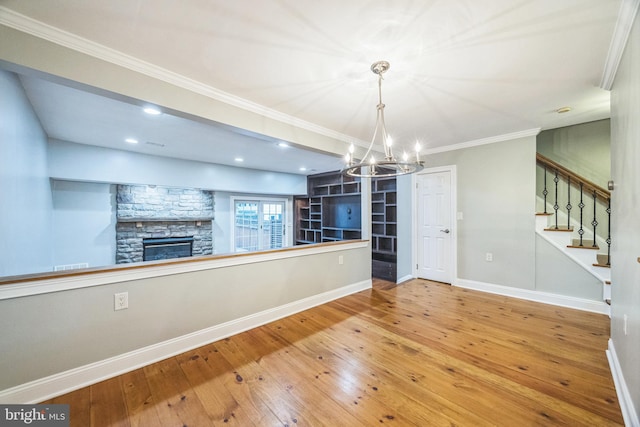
344,61,424,178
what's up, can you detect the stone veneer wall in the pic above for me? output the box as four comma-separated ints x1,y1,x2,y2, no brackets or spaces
115,185,214,263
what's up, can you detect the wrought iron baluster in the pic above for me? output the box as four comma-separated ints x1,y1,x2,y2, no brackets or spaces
542,164,548,214
578,183,585,246
553,170,559,229
566,176,572,230
591,190,598,247
606,197,611,265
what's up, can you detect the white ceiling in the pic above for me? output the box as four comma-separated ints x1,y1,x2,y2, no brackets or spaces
0,0,623,175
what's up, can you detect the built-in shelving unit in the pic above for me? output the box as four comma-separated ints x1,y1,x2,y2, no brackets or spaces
295,172,361,245
371,177,397,281
294,172,397,281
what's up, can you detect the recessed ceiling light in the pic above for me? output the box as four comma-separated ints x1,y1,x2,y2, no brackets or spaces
143,106,162,115
556,106,572,114
234,157,244,162
125,138,139,144
299,167,307,172
278,142,289,148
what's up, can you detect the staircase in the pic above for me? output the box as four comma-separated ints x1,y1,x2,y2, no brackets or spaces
535,154,611,306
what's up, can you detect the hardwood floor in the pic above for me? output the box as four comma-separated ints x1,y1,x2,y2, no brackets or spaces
43,279,623,426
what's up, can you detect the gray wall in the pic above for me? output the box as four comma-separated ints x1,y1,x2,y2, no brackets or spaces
0,69,53,276
610,9,640,421
422,137,537,290
395,134,602,302
534,235,602,300
0,245,371,391
537,119,611,187
396,174,413,281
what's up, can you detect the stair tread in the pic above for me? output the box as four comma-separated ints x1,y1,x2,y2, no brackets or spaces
544,226,574,232
593,263,611,268
567,244,599,250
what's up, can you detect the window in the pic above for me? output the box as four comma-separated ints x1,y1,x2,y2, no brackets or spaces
233,199,286,252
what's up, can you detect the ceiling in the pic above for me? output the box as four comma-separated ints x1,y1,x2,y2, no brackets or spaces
0,0,623,175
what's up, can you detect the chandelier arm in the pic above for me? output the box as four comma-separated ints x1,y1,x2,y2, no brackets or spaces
360,119,379,163
343,60,424,178
379,107,393,160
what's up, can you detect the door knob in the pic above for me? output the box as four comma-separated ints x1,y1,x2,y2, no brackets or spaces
440,229,450,233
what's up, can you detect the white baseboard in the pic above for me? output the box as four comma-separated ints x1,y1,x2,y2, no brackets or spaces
0,279,372,404
396,274,414,284
455,279,610,315
607,338,640,427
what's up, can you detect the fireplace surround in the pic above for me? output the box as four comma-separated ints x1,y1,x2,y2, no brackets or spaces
115,185,214,264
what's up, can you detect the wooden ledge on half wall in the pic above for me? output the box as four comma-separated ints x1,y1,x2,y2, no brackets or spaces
0,240,368,286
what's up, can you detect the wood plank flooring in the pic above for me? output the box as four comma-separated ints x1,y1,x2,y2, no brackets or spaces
43,279,623,426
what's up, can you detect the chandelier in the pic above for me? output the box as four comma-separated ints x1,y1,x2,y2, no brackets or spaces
344,61,424,178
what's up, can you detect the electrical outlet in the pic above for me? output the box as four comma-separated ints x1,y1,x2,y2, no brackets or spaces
485,252,493,262
624,314,628,335
338,255,344,265
114,292,128,311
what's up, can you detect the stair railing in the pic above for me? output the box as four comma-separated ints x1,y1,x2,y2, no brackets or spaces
536,153,611,266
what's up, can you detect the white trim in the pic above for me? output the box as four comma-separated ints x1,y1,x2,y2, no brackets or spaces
396,274,414,284
607,338,640,427
230,196,290,252
456,278,610,315
0,6,361,146
424,128,541,155
0,279,372,404
600,0,640,90
0,240,369,301
412,166,458,284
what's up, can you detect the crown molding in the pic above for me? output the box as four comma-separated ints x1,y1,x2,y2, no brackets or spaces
600,0,640,90
0,6,356,145
425,128,541,155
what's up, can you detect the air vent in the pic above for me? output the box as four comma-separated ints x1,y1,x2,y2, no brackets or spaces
145,141,165,147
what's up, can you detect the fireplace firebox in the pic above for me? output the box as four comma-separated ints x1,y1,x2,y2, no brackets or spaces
143,237,194,261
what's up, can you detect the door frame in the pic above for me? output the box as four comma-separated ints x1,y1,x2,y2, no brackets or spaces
230,196,291,252
412,165,458,284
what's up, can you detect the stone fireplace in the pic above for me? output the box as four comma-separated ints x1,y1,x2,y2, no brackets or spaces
115,185,214,264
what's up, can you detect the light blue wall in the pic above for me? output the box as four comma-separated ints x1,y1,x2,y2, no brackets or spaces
0,70,53,276
1,82,307,277
51,180,116,269
47,139,307,195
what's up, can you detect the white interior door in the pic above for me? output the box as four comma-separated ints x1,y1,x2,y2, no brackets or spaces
417,170,453,283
